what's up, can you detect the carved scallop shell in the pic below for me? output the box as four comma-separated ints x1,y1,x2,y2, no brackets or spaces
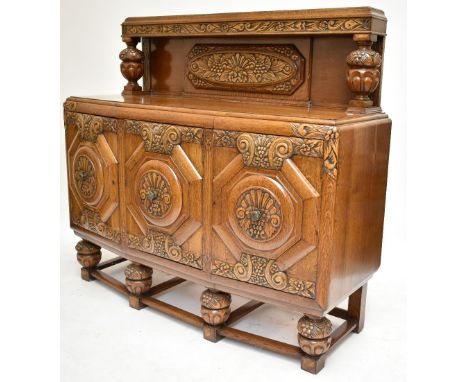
235,188,282,241
138,171,172,218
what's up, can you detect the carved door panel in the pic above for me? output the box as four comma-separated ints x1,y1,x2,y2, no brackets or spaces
123,120,204,270
65,109,121,244
211,129,332,299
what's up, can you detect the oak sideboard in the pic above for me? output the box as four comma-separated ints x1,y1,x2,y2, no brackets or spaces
64,6,391,374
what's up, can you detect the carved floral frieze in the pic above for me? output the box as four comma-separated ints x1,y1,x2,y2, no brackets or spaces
122,18,371,37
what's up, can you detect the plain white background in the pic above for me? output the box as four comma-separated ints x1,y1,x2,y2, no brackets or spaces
59,1,406,381
2,0,467,381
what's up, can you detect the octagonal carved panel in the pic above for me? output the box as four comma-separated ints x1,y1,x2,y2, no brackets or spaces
65,112,120,243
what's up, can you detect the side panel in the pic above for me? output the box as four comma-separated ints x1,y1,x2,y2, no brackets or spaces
327,119,391,309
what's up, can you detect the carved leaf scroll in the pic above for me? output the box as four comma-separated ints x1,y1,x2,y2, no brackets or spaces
212,253,315,298
128,230,202,269
122,18,371,37
187,44,305,95
125,120,203,154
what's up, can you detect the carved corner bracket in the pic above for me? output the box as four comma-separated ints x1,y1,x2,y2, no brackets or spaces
127,230,203,270
212,253,315,298
124,119,203,154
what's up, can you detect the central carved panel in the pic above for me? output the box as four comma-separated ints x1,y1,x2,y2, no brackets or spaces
186,44,305,95
236,188,282,241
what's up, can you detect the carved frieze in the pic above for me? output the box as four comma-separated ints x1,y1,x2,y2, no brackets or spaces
211,253,315,298
128,230,202,269
122,18,371,37
73,209,121,244
187,44,305,95
124,120,203,154
64,112,118,142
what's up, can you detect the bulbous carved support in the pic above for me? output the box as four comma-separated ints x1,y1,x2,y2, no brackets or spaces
120,37,144,95
76,240,101,281
298,315,333,374
125,262,153,309
346,34,382,113
200,289,231,342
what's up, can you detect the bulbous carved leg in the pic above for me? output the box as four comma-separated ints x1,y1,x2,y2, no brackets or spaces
125,262,153,310
297,315,333,374
200,289,231,342
76,240,101,281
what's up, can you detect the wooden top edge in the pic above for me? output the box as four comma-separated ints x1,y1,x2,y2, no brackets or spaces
122,7,386,25
64,95,388,126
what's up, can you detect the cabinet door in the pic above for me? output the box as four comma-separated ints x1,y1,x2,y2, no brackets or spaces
123,120,204,270
211,130,326,299
65,110,121,244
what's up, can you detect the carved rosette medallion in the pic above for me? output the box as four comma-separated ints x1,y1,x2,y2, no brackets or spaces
212,253,315,298
187,44,305,95
236,188,282,241
138,170,172,218
73,155,97,198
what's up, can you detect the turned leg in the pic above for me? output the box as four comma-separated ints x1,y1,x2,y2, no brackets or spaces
76,240,101,281
124,262,153,310
348,283,367,333
200,289,231,342
297,315,333,374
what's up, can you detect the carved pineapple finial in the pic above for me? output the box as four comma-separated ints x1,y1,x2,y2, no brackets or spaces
120,37,144,95
346,34,382,114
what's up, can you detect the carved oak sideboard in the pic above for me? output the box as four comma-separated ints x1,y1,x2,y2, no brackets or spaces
64,7,391,374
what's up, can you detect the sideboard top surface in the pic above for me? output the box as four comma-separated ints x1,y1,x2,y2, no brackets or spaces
66,95,389,127
122,7,387,37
